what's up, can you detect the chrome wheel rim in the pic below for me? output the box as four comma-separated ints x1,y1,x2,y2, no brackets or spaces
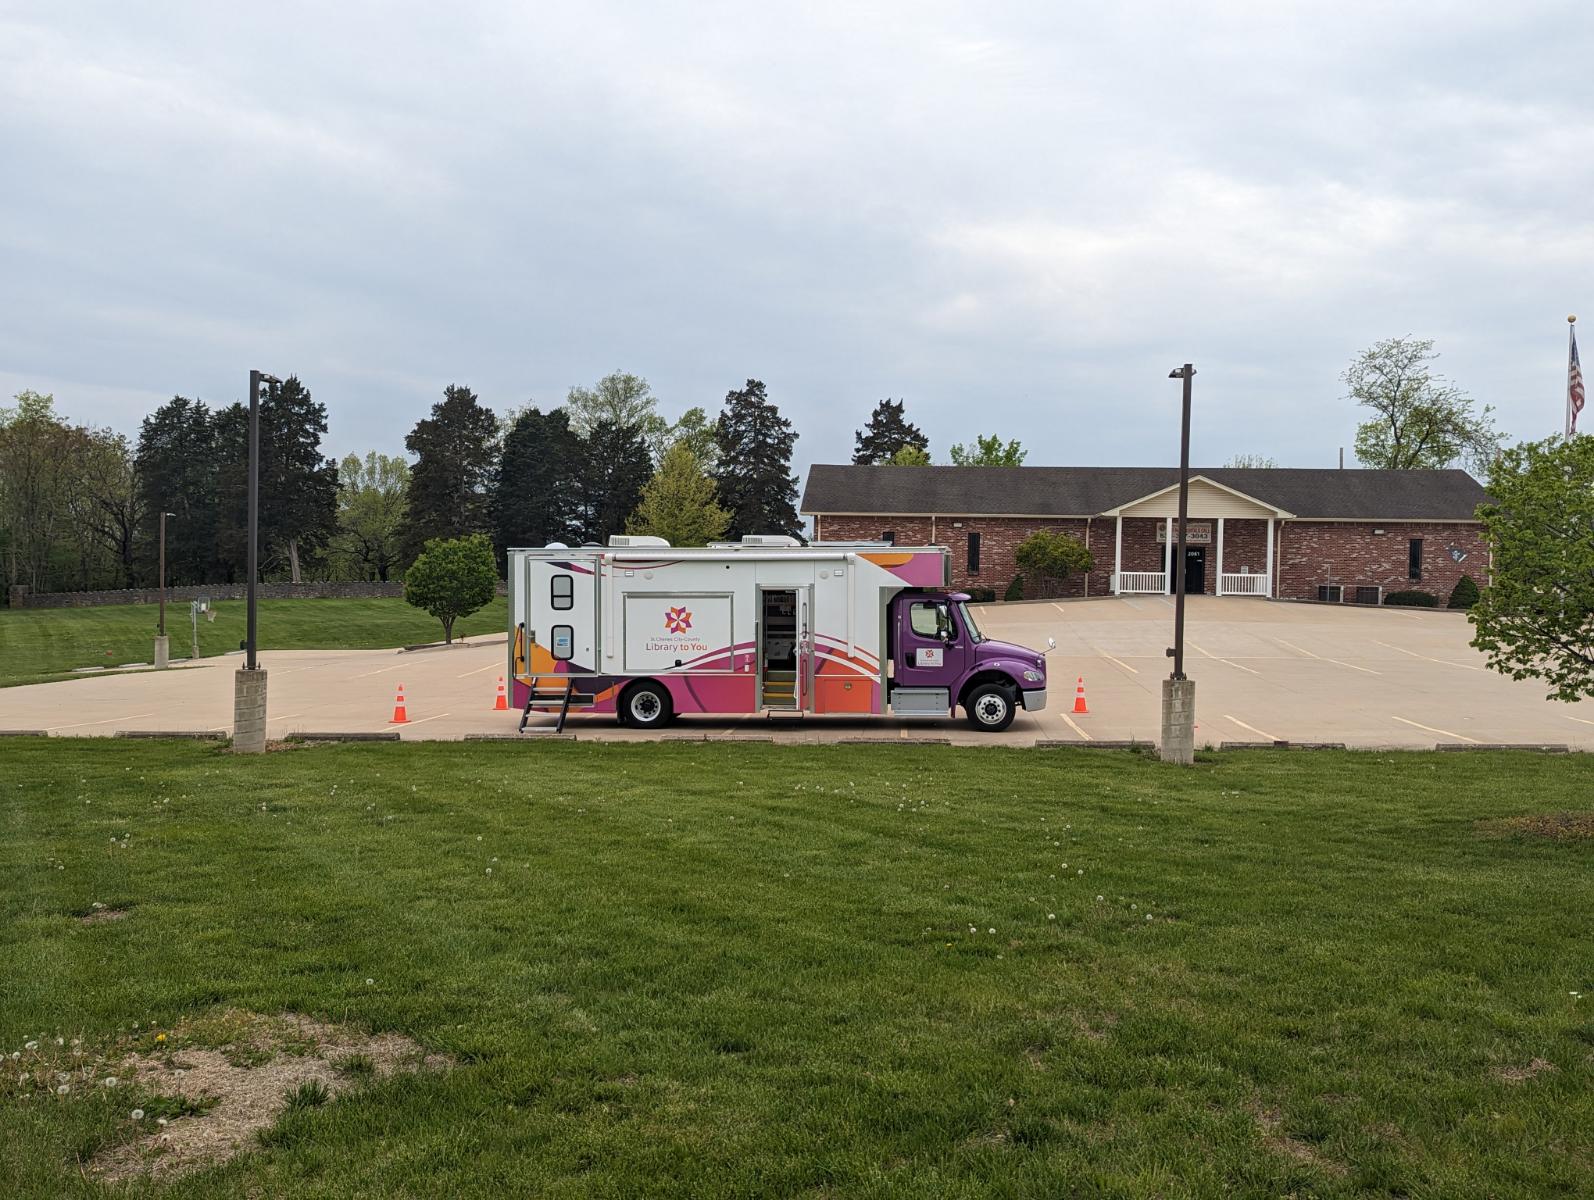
630,692,662,722
974,694,1008,725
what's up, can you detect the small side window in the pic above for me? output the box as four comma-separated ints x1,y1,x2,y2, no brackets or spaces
967,531,981,575
550,625,574,660
909,601,950,639
551,573,574,610
880,530,896,545
1408,538,1423,581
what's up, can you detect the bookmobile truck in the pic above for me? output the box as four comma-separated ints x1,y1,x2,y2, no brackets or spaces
506,535,1053,732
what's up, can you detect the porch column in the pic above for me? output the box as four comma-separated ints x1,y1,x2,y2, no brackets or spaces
1164,516,1173,594
1215,517,1225,596
1113,515,1123,593
1265,516,1275,598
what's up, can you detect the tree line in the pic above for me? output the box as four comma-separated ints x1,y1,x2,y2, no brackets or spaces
0,372,806,597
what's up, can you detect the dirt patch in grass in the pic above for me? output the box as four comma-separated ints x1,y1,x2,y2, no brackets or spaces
90,1010,450,1182
76,903,129,924
1477,812,1594,840
1495,1057,1557,1085
1251,1104,1348,1178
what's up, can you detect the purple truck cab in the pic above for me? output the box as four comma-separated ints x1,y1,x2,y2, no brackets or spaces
888,591,1049,730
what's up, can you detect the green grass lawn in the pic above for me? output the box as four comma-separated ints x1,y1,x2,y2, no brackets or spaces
0,597,508,688
1,742,1590,1198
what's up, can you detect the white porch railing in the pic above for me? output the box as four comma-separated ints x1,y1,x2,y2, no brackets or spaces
1218,573,1268,596
1116,571,1168,594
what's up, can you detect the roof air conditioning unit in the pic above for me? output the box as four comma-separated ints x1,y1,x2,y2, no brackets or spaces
607,535,671,548
740,534,801,547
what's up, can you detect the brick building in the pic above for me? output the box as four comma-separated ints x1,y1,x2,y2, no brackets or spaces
801,466,1490,604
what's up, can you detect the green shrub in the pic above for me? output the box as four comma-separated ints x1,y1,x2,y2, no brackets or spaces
963,587,997,602
1448,575,1480,609
1004,575,1026,602
1384,590,1439,607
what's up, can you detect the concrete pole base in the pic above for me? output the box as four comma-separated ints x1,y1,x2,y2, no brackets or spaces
1160,677,1196,766
153,635,170,670
233,667,269,754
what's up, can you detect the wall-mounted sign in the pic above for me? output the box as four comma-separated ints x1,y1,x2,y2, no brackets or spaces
1449,547,1467,562
1156,523,1213,545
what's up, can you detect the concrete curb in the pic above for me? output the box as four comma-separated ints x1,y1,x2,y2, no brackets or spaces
292,731,402,742
1034,739,1153,750
463,733,576,741
1434,743,1569,753
113,730,227,741
1218,741,1350,751
0,729,49,737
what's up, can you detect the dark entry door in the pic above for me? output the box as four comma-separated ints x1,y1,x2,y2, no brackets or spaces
1167,545,1207,594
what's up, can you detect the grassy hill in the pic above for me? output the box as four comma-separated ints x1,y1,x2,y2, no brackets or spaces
0,596,508,688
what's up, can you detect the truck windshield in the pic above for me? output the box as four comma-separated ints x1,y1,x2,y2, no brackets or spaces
955,601,987,643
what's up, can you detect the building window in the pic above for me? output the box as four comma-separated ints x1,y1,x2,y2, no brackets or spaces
1317,585,1342,603
551,573,574,610
967,531,981,575
1408,538,1423,581
1355,586,1382,605
880,531,896,545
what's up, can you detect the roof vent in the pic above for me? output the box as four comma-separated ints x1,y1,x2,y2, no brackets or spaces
607,535,671,548
740,534,802,547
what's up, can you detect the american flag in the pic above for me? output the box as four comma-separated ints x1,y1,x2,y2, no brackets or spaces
1572,323,1586,435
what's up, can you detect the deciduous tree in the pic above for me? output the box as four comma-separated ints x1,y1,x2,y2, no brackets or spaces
853,399,929,465
404,532,498,644
950,434,1026,466
889,445,931,466
1469,436,1594,700
1224,453,1278,468
331,452,410,581
1348,337,1500,474
712,379,800,539
565,371,668,450
627,442,730,546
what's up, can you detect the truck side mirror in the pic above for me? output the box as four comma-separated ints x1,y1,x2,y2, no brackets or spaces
1045,637,1056,654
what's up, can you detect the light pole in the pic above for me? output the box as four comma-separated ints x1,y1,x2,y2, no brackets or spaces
1161,363,1197,765
233,369,279,753
155,511,176,669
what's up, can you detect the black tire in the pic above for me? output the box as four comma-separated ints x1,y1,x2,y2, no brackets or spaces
965,683,1017,732
620,680,673,729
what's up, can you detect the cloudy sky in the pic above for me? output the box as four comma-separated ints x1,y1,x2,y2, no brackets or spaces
4,1,1591,481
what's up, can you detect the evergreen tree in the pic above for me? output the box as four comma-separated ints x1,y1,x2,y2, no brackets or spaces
573,419,653,544
210,402,250,581
260,376,339,582
493,406,583,556
853,398,928,465
712,379,800,539
626,442,729,546
401,384,500,563
134,396,219,585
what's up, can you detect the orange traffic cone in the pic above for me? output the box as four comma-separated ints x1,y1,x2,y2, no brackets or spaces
493,676,509,711
1072,676,1089,715
390,683,409,724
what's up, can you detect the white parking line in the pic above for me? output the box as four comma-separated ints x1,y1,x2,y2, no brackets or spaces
1052,603,1067,617
1373,640,1485,672
354,664,405,679
1274,637,1381,675
456,661,500,678
1091,648,1138,674
393,712,451,728
1225,714,1280,742
1390,715,1478,744
1190,641,1260,676
1058,712,1093,740
1560,713,1594,727
47,712,156,732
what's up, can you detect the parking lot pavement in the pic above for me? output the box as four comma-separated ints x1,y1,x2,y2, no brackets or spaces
977,595,1594,749
1,598,1590,748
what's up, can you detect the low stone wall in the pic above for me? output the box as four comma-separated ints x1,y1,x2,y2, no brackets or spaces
9,581,405,609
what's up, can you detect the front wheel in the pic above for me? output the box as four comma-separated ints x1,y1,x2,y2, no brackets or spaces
965,683,1016,732
620,681,673,729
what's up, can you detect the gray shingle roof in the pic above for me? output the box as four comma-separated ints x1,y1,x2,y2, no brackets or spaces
800,465,1489,521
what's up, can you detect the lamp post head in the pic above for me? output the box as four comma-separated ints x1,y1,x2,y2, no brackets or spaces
1168,365,1196,380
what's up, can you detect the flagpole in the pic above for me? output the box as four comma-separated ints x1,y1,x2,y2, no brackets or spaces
1572,315,1580,438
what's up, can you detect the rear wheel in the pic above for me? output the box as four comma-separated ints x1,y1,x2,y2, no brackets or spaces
620,680,673,729
965,683,1016,732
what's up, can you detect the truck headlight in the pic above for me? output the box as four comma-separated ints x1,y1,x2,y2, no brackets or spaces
1022,669,1042,682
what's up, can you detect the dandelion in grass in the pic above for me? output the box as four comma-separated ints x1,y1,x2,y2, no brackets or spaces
1047,913,1056,921
103,1077,117,1088
56,1084,69,1095
24,1041,37,1051
365,978,375,986
131,1108,144,1120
